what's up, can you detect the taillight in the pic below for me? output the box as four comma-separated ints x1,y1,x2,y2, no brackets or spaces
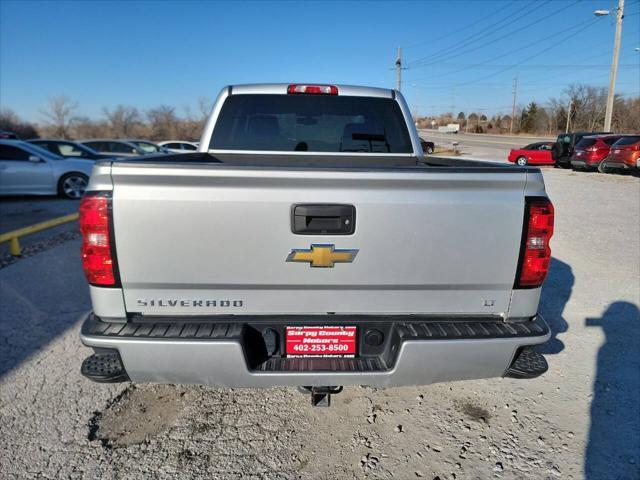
515,197,554,288
79,193,117,287
287,84,338,95
622,144,640,151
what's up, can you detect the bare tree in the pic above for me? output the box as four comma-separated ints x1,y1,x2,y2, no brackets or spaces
72,116,109,139
39,95,78,138
197,96,213,122
146,105,179,140
563,84,607,132
24,84,638,142
0,109,39,139
103,105,141,138
613,96,640,133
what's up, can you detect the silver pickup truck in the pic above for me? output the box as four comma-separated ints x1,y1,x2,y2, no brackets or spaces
79,84,554,405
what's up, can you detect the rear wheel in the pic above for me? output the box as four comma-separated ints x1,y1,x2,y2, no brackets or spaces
516,156,528,166
58,172,88,199
598,160,610,174
425,145,434,154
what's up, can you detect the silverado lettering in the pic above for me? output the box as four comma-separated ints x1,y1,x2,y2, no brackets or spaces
136,299,243,307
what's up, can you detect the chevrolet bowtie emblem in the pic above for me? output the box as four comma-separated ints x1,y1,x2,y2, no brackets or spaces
286,244,358,268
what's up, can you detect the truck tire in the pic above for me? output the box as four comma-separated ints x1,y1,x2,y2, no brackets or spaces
58,172,88,199
516,156,528,166
426,145,434,154
598,160,610,174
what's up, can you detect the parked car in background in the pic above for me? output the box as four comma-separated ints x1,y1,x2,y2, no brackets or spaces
158,140,199,153
0,140,93,199
28,139,114,160
80,139,146,157
600,135,640,173
125,139,169,154
508,142,555,165
419,137,434,154
570,135,627,171
80,139,166,157
0,130,19,139
553,131,612,168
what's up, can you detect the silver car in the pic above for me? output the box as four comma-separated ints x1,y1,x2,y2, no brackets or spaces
80,139,168,157
158,140,199,153
0,140,94,199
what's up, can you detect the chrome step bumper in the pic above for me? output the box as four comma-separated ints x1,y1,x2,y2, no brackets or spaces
80,313,550,388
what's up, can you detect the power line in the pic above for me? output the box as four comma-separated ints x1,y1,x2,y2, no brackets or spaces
421,17,603,88
481,47,638,91
411,63,637,70
412,80,638,90
409,15,601,83
409,47,639,92
507,47,639,94
407,0,542,67
408,0,586,69
409,46,637,90
402,0,519,50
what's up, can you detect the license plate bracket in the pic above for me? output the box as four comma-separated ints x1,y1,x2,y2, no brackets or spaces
285,326,357,357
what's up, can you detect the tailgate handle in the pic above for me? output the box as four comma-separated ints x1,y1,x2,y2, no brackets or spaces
292,204,355,235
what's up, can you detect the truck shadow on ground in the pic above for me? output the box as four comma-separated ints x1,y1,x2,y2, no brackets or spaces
538,257,572,355
0,240,90,379
584,301,640,479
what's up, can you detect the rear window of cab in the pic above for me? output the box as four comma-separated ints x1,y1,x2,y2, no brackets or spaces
209,94,413,153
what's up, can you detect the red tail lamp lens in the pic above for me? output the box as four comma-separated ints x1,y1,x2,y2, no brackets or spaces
517,198,554,288
79,194,115,286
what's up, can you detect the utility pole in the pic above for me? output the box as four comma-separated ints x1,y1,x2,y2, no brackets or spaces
565,100,573,133
450,87,456,116
509,75,518,134
604,0,625,131
395,47,403,91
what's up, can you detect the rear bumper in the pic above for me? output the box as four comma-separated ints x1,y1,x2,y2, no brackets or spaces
80,313,550,387
571,159,598,169
606,160,638,171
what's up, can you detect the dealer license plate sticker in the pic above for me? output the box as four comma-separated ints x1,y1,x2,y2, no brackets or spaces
285,326,357,357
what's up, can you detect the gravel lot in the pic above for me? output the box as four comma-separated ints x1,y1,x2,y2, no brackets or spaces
0,168,638,480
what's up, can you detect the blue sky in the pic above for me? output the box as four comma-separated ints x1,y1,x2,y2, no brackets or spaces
1,0,638,122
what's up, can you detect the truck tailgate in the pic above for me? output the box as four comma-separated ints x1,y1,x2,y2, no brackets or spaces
110,163,527,317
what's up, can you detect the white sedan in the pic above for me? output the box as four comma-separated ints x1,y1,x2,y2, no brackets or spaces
158,140,199,154
0,140,94,199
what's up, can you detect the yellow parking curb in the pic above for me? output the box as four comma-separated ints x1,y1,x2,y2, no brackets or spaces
0,213,79,256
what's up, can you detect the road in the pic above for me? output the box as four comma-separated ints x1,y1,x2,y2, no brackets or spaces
419,130,556,161
1,168,638,479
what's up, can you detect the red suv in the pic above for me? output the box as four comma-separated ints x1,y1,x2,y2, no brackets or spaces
601,135,640,173
570,135,626,171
